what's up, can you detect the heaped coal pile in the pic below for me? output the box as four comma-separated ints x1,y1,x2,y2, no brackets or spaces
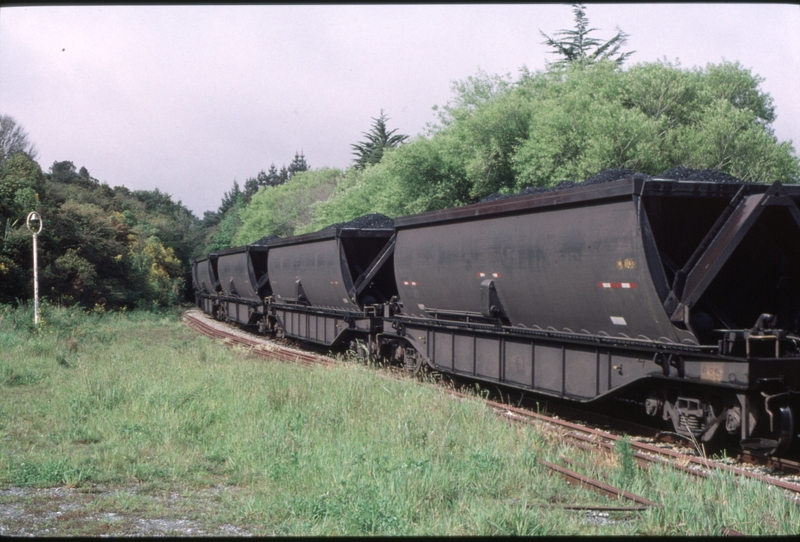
251,234,279,246
478,168,650,203
324,213,395,230
479,184,559,203
656,167,746,184
583,167,651,185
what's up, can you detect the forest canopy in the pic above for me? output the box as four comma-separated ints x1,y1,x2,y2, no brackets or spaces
0,155,200,309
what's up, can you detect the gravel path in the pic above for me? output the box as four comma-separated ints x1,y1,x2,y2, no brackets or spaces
0,485,254,537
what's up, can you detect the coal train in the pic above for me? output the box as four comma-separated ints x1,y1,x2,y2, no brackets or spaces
192,170,800,455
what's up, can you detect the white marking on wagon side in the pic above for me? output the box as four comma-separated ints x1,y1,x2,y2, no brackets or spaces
610,316,627,326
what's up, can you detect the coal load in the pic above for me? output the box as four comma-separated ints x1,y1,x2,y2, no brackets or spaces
478,168,651,203
251,234,279,246
655,167,746,184
479,186,551,203
583,167,651,185
323,213,395,231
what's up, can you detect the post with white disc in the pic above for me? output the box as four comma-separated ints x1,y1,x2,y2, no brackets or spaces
26,211,42,325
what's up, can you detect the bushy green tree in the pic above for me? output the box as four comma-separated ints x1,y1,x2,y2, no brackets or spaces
511,60,798,188
205,192,243,252
1,155,200,309
235,168,342,244
0,153,45,304
0,153,44,221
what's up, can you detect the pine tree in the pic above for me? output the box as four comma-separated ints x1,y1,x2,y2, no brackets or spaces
218,180,242,215
539,3,634,68
243,177,260,203
351,110,409,170
266,164,279,187
287,151,309,178
277,166,289,186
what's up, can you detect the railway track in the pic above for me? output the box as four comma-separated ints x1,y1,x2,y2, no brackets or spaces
183,309,800,503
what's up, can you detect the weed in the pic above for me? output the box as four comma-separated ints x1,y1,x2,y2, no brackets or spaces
8,458,94,487
472,502,548,536
0,363,43,387
615,435,636,486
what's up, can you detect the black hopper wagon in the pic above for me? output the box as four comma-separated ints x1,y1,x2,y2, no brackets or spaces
193,175,800,455
266,223,397,350
214,244,271,328
193,253,220,318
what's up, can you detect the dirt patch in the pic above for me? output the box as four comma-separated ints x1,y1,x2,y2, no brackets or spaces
0,484,254,537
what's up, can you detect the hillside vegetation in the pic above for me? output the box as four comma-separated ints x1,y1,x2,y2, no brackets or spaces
0,157,200,309
233,59,799,245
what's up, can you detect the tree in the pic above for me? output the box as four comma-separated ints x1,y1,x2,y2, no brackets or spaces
351,110,409,169
235,168,341,243
243,176,260,204
539,3,634,68
0,153,44,221
206,197,243,252
218,180,242,216
288,151,310,178
265,164,279,187
277,166,289,186
0,114,38,168
256,169,269,188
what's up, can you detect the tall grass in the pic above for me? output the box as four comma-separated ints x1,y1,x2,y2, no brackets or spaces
1,303,798,535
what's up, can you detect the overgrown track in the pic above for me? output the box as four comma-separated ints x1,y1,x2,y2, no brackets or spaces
184,310,334,367
183,309,800,499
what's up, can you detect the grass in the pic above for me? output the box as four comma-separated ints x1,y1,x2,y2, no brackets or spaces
1,302,799,535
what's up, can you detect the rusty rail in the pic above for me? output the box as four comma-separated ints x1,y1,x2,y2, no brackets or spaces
183,311,333,367
538,458,657,508
487,398,800,495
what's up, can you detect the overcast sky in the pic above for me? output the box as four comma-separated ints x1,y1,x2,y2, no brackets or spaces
1,3,798,217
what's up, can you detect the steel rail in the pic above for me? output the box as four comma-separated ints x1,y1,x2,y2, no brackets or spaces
483,397,800,495
183,312,333,367
538,458,658,508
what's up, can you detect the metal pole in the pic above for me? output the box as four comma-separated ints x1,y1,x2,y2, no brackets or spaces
26,212,42,325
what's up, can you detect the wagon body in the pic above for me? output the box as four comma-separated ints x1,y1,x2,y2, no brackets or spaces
389,178,800,401
215,245,270,325
267,228,396,345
